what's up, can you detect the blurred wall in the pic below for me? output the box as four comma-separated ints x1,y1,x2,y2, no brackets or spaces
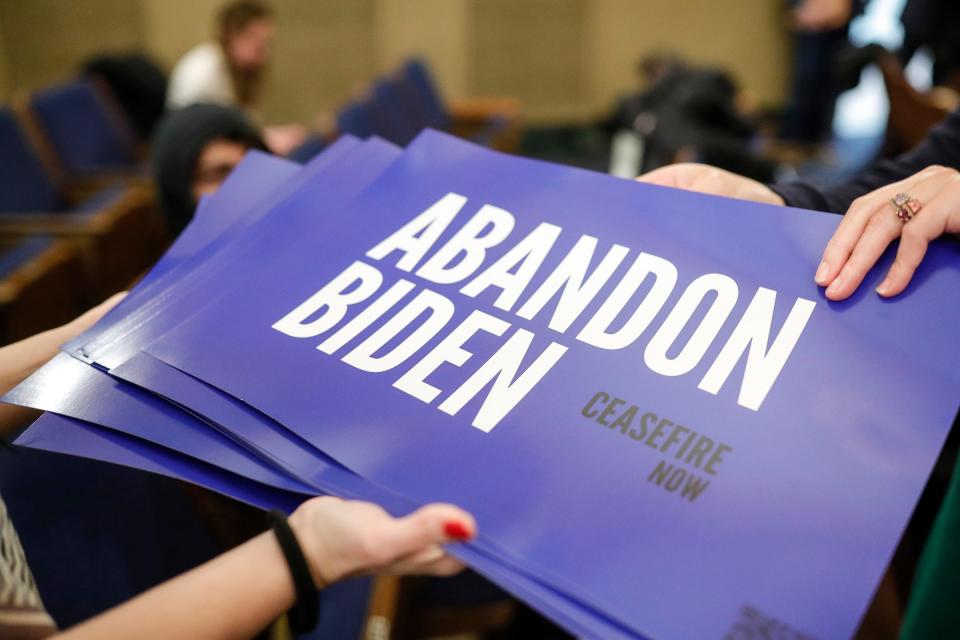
0,0,789,124
0,15,9,101
0,0,143,95
589,0,790,116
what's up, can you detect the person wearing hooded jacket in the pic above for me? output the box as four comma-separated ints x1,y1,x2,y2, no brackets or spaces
151,102,267,236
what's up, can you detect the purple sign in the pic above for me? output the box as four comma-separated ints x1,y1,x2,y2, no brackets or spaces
8,129,958,639
141,130,960,639
12,146,644,638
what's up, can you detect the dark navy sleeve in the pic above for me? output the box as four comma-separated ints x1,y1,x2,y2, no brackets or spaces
770,108,960,213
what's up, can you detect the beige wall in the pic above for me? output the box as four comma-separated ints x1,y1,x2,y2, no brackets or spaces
140,0,224,69
472,0,592,122
0,15,10,101
588,0,790,115
0,0,790,124
260,0,378,124
374,0,469,99
0,0,143,98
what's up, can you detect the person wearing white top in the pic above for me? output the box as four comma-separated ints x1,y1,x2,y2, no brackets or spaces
166,42,238,109
165,1,308,155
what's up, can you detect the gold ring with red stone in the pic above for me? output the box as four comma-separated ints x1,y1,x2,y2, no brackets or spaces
891,192,922,223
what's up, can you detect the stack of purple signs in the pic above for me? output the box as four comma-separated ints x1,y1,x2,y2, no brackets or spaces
7,129,960,639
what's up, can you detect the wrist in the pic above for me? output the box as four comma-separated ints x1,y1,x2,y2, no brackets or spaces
288,501,331,589
268,509,321,634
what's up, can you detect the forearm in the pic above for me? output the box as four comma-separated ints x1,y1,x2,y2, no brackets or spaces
0,293,127,438
772,108,960,213
0,326,69,394
771,156,929,213
49,491,473,639
57,530,295,640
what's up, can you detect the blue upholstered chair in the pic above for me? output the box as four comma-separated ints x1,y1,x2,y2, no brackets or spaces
0,234,84,342
27,79,141,178
397,59,522,151
287,135,328,164
329,59,520,151
335,99,377,139
0,106,65,213
400,59,451,132
367,79,422,146
0,105,165,300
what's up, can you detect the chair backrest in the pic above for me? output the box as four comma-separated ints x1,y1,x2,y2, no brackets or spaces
368,79,421,145
286,134,328,164
390,72,433,132
0,107,65,212
0,234,55,280
83,53,168,140
336,99,376,139
878,52,955,155
29,79,139,175
402,59,450,130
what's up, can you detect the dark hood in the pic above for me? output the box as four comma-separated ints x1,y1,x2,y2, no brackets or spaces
151,103,266,235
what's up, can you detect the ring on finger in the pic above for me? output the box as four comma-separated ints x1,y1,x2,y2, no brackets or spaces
890,192,922,223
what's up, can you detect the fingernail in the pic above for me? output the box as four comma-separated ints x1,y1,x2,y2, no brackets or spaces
876,279,890,296
444,521,472,540
815,261,830,284
826,276,843,298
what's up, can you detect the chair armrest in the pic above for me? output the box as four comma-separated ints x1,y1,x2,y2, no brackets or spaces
0,239,80,305
65,169,151,206
0,238,86,343
0,211,113,235
447,97,523,123
0,184,156,236
0,184,166,299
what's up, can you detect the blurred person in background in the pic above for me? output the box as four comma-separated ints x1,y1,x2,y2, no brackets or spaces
605,52,775,181
151,102,267,235
167,0,307,155
778,0,866,149
898,0,960,89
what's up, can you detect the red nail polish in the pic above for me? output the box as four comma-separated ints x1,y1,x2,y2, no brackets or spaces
444,521,471,540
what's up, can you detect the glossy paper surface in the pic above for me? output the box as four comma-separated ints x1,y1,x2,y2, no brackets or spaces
19,412,305,513
146,130,960,639
64,136,361,360
18,412,641,639
11,143,640,638
6,352,312,493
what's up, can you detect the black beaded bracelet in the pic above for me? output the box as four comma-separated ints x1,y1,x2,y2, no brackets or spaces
267,509,319,634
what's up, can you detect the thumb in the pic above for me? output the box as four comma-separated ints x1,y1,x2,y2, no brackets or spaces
378,503,475,561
